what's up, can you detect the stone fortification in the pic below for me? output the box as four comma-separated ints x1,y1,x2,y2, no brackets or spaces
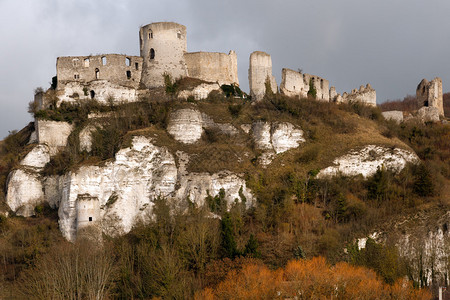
416,77,443,116
248,51,277,101
280,68,309,98
280,68,336,102
76,194,100,231
185,51,239,86
57,54,142,90
139,22,188,88
342,84,376,106
303,73,330,101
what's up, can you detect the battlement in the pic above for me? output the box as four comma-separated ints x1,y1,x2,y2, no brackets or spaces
56,54,143,90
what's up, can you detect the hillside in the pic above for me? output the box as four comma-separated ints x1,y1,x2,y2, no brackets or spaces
0,91,448,298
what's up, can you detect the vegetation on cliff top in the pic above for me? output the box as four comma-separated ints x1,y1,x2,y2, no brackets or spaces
0,91,448,298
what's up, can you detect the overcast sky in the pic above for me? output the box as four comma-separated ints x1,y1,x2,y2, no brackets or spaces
1,0,449,138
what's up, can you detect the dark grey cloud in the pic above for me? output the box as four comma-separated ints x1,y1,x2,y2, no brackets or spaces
1,0,449,138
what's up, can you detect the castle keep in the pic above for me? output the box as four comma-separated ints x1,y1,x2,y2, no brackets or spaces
42,21,377,107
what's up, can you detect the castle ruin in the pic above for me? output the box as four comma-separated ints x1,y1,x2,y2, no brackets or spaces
416,77,444,116
39,21,378,107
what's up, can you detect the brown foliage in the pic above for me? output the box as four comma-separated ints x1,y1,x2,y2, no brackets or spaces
199,257,432,299
379,95,419,112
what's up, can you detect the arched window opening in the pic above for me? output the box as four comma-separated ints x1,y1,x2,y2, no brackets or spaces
126,70,131,79
125,57,131,66
101,56,107,65
149,30,153,39
74,74,80,80
135,62,139,70
177,31,181,39
320,79,324,89
95,68,100,79
90,90,95,99
150,48,155,60
84,58,90,67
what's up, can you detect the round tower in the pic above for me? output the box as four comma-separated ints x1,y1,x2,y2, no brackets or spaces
139,22,188,88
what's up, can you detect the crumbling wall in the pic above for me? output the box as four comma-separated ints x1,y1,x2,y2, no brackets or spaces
248,51,277,101
302,73,330,101
280,68,309,98
342,84,376,106
185,51,239,86
416,77,444,116
139,22,188,88
56,54,142,89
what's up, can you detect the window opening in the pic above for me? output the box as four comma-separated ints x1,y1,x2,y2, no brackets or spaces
125,57,131,66
149,30,153,39
102,56,107,65
72,59,80,67
177,31,181,39
95,68,100,79
150,48,155,60
74,74,79,79
89,217,92,222
84,58,90,67
135,62,139,70
126,70,131,79
90,90,95,99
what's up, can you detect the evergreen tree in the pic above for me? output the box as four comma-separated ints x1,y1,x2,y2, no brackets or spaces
220,213,238,258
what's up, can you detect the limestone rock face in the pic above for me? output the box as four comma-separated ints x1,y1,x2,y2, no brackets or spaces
358,211,450,286
58,136,253,241
79,125,96,152
36,119,73,155
417,106,440,123
20,144,51,170
167,108,238,144
167,109,205,144
251,121,305,165
6,169,44,217
382,111,404,124
317,145,419,178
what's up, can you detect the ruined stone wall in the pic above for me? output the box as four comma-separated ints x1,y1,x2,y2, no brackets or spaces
302,73,330,102
56,54,142,89
248,51,277,101
139,22,188,88
416,77,444,116
280,68,309,98
342,84,376,106
184,51,239,86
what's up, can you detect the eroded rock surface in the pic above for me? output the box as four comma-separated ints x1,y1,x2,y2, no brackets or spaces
6,169,44,217
318,145,419,178
58,136,253,241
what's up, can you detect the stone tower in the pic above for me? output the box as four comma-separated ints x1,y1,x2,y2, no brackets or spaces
139,22,188,88
248,51,277,101
416,77,444,116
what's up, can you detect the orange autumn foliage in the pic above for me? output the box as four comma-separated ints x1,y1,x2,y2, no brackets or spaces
195,257,431,300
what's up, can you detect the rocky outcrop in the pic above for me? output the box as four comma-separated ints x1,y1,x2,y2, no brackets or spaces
357,210,450,287
57,136,253,241
6,144,51,217
6,169,44,217
382,111,404,124
317,145,419,178
251,121,305,165
35,119,73,155
167,108,238,144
